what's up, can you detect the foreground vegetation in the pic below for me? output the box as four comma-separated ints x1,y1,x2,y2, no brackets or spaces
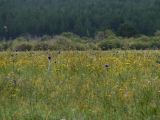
0,51,160,119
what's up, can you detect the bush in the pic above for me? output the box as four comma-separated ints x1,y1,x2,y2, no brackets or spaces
74,43,87,51
0,42,11,51
129,42,151,50
154,30,160,36
95,31,105,40
52,39,75,50
61,32,79,38
138,35,150,42
34,43,50,51
87,43,99,50
41,35,52,41
99,39,123,50
150,41,160,49
95,30,116,41
15,44,32,51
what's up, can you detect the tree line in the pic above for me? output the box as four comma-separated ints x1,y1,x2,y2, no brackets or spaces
0,0,160,39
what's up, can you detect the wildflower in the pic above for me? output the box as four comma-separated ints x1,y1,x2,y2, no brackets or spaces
125,62,130,65
48,55,51,61
104,64,109,68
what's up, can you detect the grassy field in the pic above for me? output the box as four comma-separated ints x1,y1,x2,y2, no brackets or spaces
0,50,160,120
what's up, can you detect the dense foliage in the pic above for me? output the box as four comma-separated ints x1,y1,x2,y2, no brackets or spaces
0,0,160,38
1,32,160,51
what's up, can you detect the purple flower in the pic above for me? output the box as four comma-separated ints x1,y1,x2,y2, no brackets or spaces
104,64,109,68
48,56,51,60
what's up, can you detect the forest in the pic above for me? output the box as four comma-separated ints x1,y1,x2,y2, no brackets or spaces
0,0,160,39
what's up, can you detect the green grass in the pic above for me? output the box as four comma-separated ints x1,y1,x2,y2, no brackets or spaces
0,51,160,120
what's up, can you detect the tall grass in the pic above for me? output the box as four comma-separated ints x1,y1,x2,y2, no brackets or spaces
0,51,160,119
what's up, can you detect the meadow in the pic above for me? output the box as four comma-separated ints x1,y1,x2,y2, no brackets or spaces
0,50,159,120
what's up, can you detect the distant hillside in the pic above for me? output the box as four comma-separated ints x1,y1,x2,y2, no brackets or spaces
0,0,160,38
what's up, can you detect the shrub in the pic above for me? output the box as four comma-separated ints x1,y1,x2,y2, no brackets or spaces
99,39,123,50
87,43,99,50
154,30,160,36
61,32,79,38
95,30,116,41
138,35,150,42
41,35,52,41
95,31,105,40
129,42,151,50
0,42,11,51
52,39,75,50
15,44,32,51
34,43,50,51
74,43,87,51
150,41,160,49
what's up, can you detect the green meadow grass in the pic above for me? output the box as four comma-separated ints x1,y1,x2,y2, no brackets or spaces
0,51,159,120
